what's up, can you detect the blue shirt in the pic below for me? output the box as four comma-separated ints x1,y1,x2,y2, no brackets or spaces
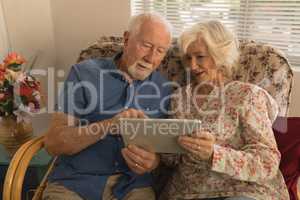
48,53,172,200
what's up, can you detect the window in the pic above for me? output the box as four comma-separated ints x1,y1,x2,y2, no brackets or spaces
131,0,300,68
0,0,9,61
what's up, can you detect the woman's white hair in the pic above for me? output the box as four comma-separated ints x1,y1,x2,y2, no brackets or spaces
127,12,173,38
178,20,239,78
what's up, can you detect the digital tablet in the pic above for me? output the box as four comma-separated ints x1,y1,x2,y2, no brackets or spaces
119,118,201,153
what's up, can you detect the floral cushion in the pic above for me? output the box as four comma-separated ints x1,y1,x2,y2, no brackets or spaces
77,36,293,116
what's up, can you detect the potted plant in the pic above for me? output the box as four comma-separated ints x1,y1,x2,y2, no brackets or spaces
0,52,42,156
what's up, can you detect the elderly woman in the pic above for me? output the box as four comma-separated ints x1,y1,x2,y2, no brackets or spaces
159,20,289,200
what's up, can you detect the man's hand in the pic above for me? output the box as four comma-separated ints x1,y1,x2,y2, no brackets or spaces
178,131,215,160
109,108,148,134
121,145,160,175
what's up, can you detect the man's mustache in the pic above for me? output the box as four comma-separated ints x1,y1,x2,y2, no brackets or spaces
137,61,153,69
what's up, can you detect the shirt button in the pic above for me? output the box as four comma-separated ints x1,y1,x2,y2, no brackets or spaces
115,161,119,166
124,106,128,109
146,107,150,111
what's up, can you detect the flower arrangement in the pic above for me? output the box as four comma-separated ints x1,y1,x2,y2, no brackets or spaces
0,52,41,122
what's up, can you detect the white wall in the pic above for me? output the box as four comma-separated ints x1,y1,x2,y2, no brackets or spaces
289,70,300,117
1,0,56,68
50,0,131,72
48,0,130,108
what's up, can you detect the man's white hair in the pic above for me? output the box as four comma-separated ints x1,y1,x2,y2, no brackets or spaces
178,20,239,78
127,12,173,38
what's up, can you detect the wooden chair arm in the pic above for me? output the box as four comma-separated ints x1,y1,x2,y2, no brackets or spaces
3,135,45,200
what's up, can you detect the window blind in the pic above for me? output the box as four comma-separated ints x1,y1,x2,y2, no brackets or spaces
131,0,300,68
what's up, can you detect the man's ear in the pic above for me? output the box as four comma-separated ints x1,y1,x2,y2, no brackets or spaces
123,31,130,47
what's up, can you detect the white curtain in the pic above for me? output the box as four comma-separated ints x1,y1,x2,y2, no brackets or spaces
0,0,9,61
131,0,300,68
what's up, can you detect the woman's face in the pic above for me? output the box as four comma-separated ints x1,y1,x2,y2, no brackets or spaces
183,37,218,84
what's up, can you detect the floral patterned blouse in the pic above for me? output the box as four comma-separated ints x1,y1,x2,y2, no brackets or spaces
160,81,289,200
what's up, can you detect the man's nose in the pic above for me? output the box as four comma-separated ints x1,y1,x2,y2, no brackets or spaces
144,49,155,64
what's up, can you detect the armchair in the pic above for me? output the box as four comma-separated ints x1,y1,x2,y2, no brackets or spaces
3,36,294,200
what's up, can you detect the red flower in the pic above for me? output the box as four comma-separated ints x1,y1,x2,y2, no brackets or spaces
15,77,41,98
0,64,6,83
20,84,34,96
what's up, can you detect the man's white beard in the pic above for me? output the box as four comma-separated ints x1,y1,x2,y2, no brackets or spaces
127,62,152,81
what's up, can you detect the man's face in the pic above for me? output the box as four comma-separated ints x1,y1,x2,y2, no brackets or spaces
123,20,171,80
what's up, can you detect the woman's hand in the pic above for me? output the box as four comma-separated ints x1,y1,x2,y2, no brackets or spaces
178,131,215,160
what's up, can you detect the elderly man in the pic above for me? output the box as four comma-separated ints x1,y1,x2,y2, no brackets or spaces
43,13,172,200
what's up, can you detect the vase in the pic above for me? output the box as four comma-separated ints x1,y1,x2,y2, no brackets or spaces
0,117,33,157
